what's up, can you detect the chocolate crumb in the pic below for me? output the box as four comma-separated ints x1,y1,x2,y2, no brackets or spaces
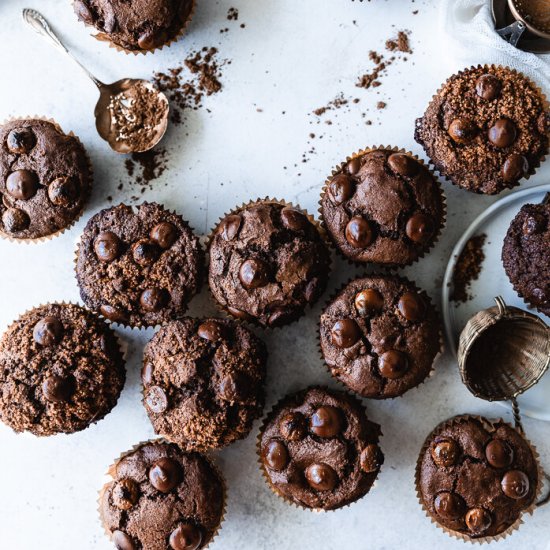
227,7,239,20
377,101,386,109
124,148,167,188
451,234,487,303
385,31,412,53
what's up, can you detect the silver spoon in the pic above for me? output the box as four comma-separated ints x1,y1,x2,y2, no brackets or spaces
22,8,169,154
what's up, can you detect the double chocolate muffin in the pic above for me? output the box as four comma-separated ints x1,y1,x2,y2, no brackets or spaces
417,416,539,539
502,201,550,317
208,200,331,328
143,317,267,450
415,65,549,194
320,148,445,266
100,441,225,550
320,275,441,399
76,203,203,328
0,303,125,436
0,118,91,240
73,0,194,52
259,387,383,511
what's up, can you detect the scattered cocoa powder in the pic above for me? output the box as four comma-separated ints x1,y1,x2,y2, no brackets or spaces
450,234,487,304
227,7,238,20
385,31,412,53
123,147,167,197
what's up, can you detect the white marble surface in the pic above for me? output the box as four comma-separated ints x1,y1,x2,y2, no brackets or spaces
0,1,549,549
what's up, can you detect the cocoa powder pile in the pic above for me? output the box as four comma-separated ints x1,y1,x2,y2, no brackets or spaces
451,234,487,304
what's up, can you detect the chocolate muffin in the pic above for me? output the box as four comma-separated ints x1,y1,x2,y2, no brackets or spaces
208,200,331,328
0,303,125,436
143,317,267,450
416,416,539,539
259,386,383,511
320,148,445,266
415,65,549,194
502,201,550,317
73,0,194,52
0,118,91,240
76,203,203,328
100,441,225,550
320,275,441,399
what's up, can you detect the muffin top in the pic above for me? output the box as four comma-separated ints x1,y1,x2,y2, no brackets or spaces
320,275,441,399
415,66,549,195
0,119,91,240
100,441,224,550
208,201,331,328
73,0,194,51
259,387,383,511
502,202,550,317
76,203,203,328
417,416,538,539
0,303,125,436
320,149,444,266
142,317,267,450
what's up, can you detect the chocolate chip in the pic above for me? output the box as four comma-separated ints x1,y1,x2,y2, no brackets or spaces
33,316,63,346
434,492,465,519
149,458,183,493
360,443,384,473
140,288,168,312
145,386,168,413
378,350,408,379
141,362,154,386
476,74,501,100
2,208,29,232
397,292,426,322
387,153,420,176
219,214,242,241
485,439,513,469
502,154,528,183
448,118,477,144
279,411,307,441
347,157,362,175
267,307,293,327
219,372,251,402
6,128,36,154
226,306,251,320
431,438,460,468
406,213,434,244
132,240,159,266
6,169,38,200
331,319,361,348
488,119,517,148
465,507,492,534
239,258,270,289
169,523,203,550
42,374,75,403
263,440,289,471
328,174,355,206
112,530,136,550
198,320,227,342
345,216,373,248
112,478,140,511
305,463,337,491
94,232,121,262
280,207,309,231
100,304,128,324
501,470,530,499
102,8,117,33
354,289,384,316
48,176,79,207
150,222,178,249
137,29,165,50
310,406,343,437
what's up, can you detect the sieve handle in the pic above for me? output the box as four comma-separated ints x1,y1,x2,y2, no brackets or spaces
494,296,508,317
496,20,527,46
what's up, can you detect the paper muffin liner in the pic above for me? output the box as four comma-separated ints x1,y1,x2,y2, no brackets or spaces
0,116,93,244
73,202,205,330
414,65,549,195
414,414,543,544
318,145,447,270
98,437,226,549
206,197,333,331
256,385,384,513
317,273,444,400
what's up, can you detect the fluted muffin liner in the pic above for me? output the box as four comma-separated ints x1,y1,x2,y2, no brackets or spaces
415,65,549,195
73,202,205,331
206,197,333,331
0,116,93,244
414,414,543,544
256,385,384,513
318,146,446,270
317,273,444,400
98,437,227,549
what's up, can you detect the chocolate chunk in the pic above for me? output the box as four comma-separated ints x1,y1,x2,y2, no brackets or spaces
355,289,384,316
475,74,501,100
145,386,168,413
502,154,528,183
486,439,513,469
218,214,241,241
434,491,465,519
33,316,63,346
387,153,420,176
305,463,338,491
501,470,530,499
6,169,38,200
149,458,182,493
2,208,29,232
42,374,75,403
6,127,36,154
132,240,160,266
279,412,307,441
378,350,408,379
48,176,79,206
112,478,140,511
140,288,168,312
397,292,426,322
406,213,434,244
431,438,460,468
239,258,270,289
263,440,289,471
360,443,384,473
169,523,203,550
150,221,178,249
310,406,342,437
465,507,492,534
94,231,121,262
448,118,477,144
197,320,227,342
328,174,355,205
331,319,361,348
345,216,373,248
280,207,309,231
488,119,517,148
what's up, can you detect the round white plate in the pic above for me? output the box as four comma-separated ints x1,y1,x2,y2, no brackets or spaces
442,183,550,421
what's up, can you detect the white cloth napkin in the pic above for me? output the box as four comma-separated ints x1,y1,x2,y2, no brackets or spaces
439,0,550,93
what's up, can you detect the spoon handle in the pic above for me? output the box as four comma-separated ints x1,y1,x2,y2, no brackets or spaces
22,8,104,90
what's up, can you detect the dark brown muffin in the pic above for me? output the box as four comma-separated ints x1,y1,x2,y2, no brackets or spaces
73,0,194,52
76,203,203,328
320,148,445,266
142,317,267,450
99,441,225,550
0,118,91,240
502,202,550,317
417,416,539,539
320,275,441,399
208,200,331,328
0,303,125,436
415,65,549,194
259,386,383,511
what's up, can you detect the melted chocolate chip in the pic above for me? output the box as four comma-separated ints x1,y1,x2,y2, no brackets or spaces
328,174,355,205
100,304,128,324
448,118,477,144
280,207,309,231
33,316,63,346
347,157,362,175
360,443,384,473
406,213,434,244
219,214,242,241
310,406,343,437
149,458,183,493
387,153,420,176
431,438,460,468
197,320,227,342
279,411,307,441
2,208,29,232
378,350,408,379
145,386,168,413
150,222,178,249
331,319,361,348
6,169,38,200
132,240,160,266
140,288,168,312
488,119,517,148
465,507,492,534
476,74,501,100
42,374,75,403
397,292,426,322
501,470,530,499
48,176,79,207
345,216,374,248
112,478,140,510
112,530,136,550
434,491,465,519
263,440,289,471
502,154,528,183
305,463,338,491
239,258,271,289
94,232,121,262
6,127,36,154
169,523,203,550
485,439,514,469
354,289,384,316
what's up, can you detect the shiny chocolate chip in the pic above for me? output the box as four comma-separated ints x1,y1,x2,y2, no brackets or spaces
140,288,168,312
406,213,434,244
345,216,373,248
522,214,545,235
6,169,38,200
198,320,227,342
219,214,242,241
397,292,426,322
281,207,309,231
42,374,75,403
132,240,159,266
33,316,63,346
149,458,183,493
330,319,361,348
448,118,477,144
112,530,136,550
355,289,384,316
145,386,168,413
465,507,492,534
100,305,128,324
360,443,384,473
48,176,79,207
387,153,420,177
263,440,289,471
378,350,408,379
328,174,355,205
501,470,530,499
239,258,270,289
94,231,121,262
310,406,343,437
431,438,460,468
138,29,165,50
475,74,501,100
150,221,178,249
6,127,36,154
488,118,517,148
267,307,293,327
502,154,528,183
279,412,307,441
112,478,140,511
219,372,252,402
169,523,203,550
305,463,338,491
485,439,513,469
434,492,466,519
2,208,29,232
141,362,154,386
347,157,362,175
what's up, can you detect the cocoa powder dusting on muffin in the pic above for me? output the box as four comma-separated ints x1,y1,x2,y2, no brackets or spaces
451,234,486,304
